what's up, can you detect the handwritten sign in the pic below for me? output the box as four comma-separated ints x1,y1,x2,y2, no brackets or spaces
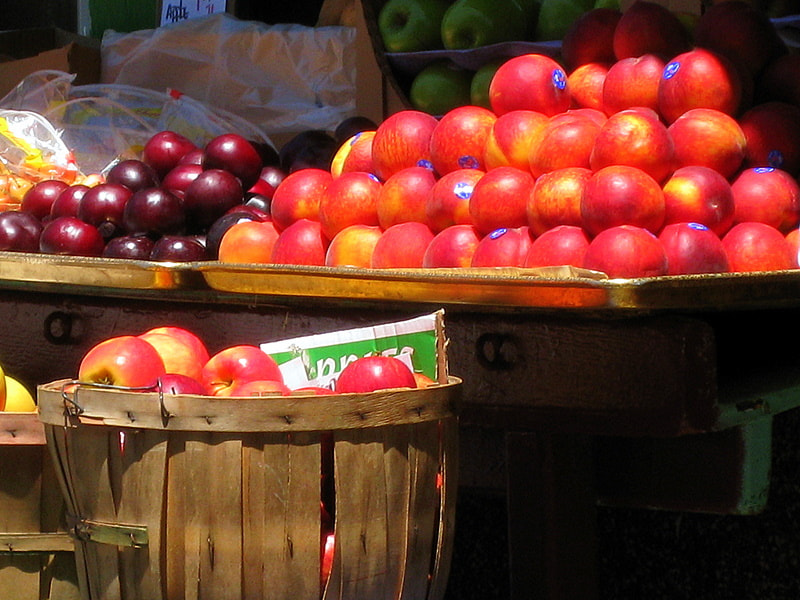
160,0,228,26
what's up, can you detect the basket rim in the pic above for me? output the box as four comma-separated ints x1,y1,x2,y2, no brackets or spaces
36,377,461,433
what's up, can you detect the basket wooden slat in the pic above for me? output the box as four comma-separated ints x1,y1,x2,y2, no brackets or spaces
38,378,461,600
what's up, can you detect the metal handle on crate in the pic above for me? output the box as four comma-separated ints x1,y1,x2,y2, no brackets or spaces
59,379,174,427
67,514,148,549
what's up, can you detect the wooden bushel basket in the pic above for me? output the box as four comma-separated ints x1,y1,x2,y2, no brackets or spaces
37,377,461,600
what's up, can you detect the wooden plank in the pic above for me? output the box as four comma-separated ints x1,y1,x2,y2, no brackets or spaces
427,417,458,600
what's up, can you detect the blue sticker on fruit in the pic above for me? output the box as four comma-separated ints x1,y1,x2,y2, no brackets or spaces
417,159,434,171
688,222,709,231
552,68,567,90
663,61,680,80
454,181,474,199
458,155,480,169
489,228,508,239
754,166,775,173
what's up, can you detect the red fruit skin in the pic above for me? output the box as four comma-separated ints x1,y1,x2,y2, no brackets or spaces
335,355,417,393
583,224,669,279
659,222,729,276
722,221,795,273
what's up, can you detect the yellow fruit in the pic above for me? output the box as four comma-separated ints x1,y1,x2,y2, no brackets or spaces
3,376,36,412
0,364,5,410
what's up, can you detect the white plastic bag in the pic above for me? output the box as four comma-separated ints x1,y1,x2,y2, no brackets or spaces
101,13,358,136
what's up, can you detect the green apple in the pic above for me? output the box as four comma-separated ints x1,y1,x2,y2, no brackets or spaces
441,0,532,49
470,59,505,109
378,0,452,53
409,61,473,115
593,0,619,9
535,0,594,41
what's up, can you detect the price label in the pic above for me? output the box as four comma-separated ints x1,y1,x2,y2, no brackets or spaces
160,0,227,26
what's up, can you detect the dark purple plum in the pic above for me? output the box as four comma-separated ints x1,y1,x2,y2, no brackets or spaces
40,216,104,257
122,187,186,237
150,235,207,262
50,184,89,219
77,183,133,238
0,210,43,252
205,210,263,260
161,163,203,200
102,235,156,259
21,179,70,221
106,159,160,192
142,131,198,178
203,133,263,190
182,168,244,232
334,115,378,144
279,130,338,173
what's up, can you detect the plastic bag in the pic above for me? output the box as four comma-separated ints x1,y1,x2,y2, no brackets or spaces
101,13,358,136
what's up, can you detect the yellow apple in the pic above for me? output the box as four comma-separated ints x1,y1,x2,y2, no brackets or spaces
3,376,36,412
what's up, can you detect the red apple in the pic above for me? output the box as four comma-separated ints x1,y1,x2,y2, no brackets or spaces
731,167,800,233
785,229,800,268
583,224,669,278
422,224,482,268
468,166,535,235
722,221,794,272
426,168,483,232
318,171,382,240
370,110,439,182
429,105,496,176
661,165,735,236
471,226,533,267
270,218,329,266
139,326,210,382
371,221,436,269
667,108,747,179
589,108,676,184
524,224,590,268
227,379,291,397
528,166,591,236
218,220,281,264
567,62,609,112
612,0,691,62
330,130,376,178
201,345,284,396
158,373,208,396
325,224,383,267
335,355,417,393
483,110,549,171
561,8,621,72
529,113,601,177
581,165,665,236
601,54,665,116
488,53,571,117
738,101,800,177
376,165,437,229
658,222,729,275
270,168,332,231
78,335,167,388
657,48,744,124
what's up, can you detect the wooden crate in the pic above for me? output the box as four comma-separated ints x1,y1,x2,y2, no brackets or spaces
37,378,461,600
0,413,79,600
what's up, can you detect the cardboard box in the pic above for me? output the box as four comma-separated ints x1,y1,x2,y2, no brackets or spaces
0,28,101,100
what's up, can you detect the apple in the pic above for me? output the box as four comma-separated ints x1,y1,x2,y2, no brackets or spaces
0,210,43,252
271,218,329,266
318,171,382,241
139,326,210,382
786,229,800,268
335,355,417,393
601,53,664,116
149,236,207,262
426,168,483,232
470,226,533,267
370,110,439,182
560,7,621,72
377,0,450,52
722,221,795,272
39,216,105,257
528,113,601,177
330,131,376,178
78,335,167,388
583,224,669,278
658,48,744,124
483,110,549,172
325,224,383,268
440,0,530,50
581,165,665,236
567,62,609,112
2,375,36,412
589,108,676,184
658,222,729,275
612,0,691,62
738,101,800,177
409,61,473,116
182,168,244,232
694,0,787,79
334,116,378,145
105,159,160,193
158,373,208,396
122,186,186,237
524,224,590,268
535,0,594,44
758,53,800,107
376,165,436,229
661,166,735,236
371,221,436,269
202,345,284,396
468,166,535,235
142,130,198,179
50,184,89,219
21,179,70,220
422,224,482,268
102,235,155,259
667,108,747,179
731,167,800,234
279,130,339,173
218,220,281,264
227,379,291,397
270,168,332,231
489,53,571,117
429,105,496,176
528,166,591,235
470,59,504,110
